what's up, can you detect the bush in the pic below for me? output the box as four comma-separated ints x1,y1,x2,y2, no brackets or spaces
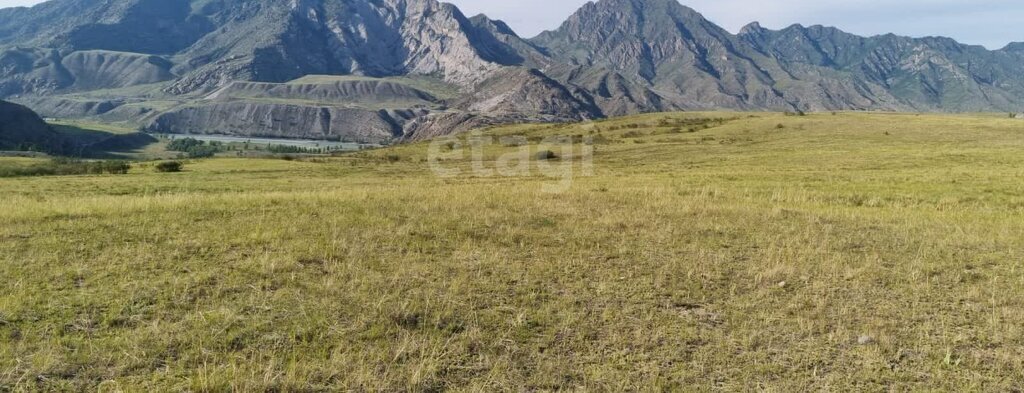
267,144,317,154
535,150,559,160
167,137,222,158
98,161,131,175
155,161,183,173
0,159,132,178
167,138,204,152
185,145,219,158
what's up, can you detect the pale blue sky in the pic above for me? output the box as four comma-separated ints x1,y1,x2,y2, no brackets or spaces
1,0,1019,49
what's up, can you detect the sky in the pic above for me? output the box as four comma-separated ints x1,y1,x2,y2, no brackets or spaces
0,0,1020,49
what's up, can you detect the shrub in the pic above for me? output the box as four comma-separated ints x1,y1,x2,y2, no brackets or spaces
98,161,131,175
0,159,132,178
155,161,183,173
185,145,219,158
267,145,317,154
167,137,223,158
535,150,559,160
167,138,204,152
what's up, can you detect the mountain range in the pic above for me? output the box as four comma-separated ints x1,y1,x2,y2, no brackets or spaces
0,0,1022,143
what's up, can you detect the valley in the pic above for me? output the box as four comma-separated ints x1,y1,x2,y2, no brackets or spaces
0,0,1022,390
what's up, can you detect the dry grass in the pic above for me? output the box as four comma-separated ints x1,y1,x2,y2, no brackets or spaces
1,112,1023,390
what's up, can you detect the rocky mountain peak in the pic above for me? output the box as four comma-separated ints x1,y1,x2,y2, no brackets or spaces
537,0,709,40
738,22,766,36
2,0,1024,142
1002,42,1024,52
531,0,731,82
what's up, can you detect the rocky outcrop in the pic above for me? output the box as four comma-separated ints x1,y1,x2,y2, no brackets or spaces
401,112,506,141
458,68,601,120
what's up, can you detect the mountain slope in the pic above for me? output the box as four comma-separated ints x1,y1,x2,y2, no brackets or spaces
0,0,214,54
0,100,64,152
0,0,1021,141
0,0,534,95
531,0,1022,112
164,0,534,94
738,24,1024,111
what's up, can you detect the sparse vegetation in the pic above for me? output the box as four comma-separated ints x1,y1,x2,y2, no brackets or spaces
534,150,559,160
167,137,223,158
0,158,130,177
3,112,1024,390
154,161,183,173
266,144,319,154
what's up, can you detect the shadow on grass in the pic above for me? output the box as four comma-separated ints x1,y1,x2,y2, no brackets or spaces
53,125,159,159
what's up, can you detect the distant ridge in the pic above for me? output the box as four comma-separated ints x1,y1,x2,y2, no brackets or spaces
0,0,1021,141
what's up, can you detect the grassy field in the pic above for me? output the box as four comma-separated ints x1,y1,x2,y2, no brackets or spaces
1,112,1023,390
49,120,137,136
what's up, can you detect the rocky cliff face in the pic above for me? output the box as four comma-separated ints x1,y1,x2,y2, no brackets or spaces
457,68,601,120
164,0,532,94
0,0,1021,142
